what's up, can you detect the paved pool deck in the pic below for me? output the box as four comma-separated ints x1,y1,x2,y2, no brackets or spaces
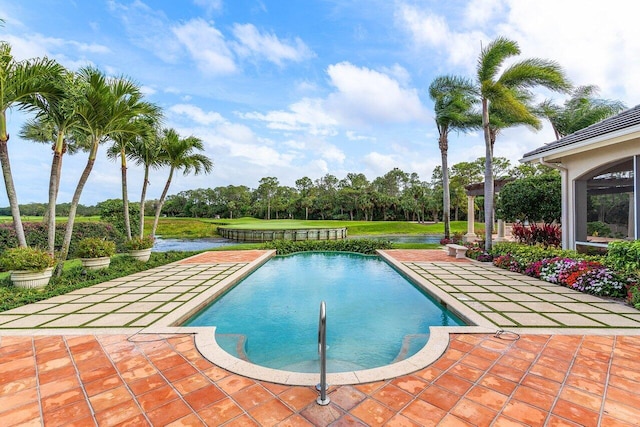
1,249,639,426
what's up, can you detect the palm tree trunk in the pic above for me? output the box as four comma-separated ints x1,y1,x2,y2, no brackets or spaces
440,134,451,240
58,142,98,274
151,167,174,237
120,148,131,240
139,165,150,238
47,132,65,254
482,98,494,251
0,136,27,247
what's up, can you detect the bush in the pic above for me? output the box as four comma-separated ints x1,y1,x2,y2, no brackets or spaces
98,199,141,237
587,221,612,237
0,247,55,272
606,240,640,274
125,235,155,251
0,221,126,257
75,238,116,258
261,238,393,255
511,223,561,248
489,242,590,267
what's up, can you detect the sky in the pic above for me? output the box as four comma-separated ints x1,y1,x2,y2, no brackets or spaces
1,0,638,206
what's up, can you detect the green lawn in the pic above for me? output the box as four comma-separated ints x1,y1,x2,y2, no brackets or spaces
2,215,483,239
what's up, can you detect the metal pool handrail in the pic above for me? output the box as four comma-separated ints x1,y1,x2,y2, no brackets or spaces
316,300,330,405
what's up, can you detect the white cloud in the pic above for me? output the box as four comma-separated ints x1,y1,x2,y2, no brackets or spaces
364,152,400,175
240,98,338,136
326,62,427,126
346,131,376,142
193,0,223,13
169,104,225,125
394,3,487,72
172,19,237,75
231,23,314,66
108,0,183,63
2,33,109,64
140,85,157,96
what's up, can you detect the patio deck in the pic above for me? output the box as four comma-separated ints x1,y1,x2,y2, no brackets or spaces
0,249,639,426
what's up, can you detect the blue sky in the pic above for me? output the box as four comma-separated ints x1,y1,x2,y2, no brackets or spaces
1,0,638,205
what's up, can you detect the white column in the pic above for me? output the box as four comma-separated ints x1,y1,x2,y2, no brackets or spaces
464,195,478,243
496,219,506,241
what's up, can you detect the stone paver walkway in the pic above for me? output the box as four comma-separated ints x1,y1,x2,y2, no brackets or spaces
1,249,639,426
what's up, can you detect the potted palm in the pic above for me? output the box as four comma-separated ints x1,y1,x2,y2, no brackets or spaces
125,235,154,262
0,247,56,288
76,237,116,270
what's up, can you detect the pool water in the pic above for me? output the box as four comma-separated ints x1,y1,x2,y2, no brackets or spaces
185,252,463,372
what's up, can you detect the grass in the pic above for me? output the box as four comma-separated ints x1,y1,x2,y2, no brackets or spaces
3,215,483,238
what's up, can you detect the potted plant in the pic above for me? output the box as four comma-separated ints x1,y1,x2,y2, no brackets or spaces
76,237,116,270
125,235,155,262
0,247,56,288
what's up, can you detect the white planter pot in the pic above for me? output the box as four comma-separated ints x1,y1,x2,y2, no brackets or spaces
11,267,54,288
128,248,152,262
81,256,111,270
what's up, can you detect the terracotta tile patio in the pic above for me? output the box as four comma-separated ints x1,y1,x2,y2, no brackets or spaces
1,333,639,426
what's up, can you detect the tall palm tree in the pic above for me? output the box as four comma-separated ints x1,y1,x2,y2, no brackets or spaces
429,75,480,239
129,121,163,238
150,128,213,237
58,67,158,268
19,70,88,254
476,36,571,250
538,85,625,140
0,41,64,247
107,113,161,240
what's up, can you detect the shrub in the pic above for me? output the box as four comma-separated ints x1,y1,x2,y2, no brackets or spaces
125,235,155,251
75,238,116,258
628,282,640,309
587,221,612,237
511,223,561,248
261,238,393,255
0,247,56,272
0,221,126,257
606,240,640,274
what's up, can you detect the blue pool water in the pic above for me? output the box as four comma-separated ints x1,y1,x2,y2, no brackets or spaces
185,252,463,372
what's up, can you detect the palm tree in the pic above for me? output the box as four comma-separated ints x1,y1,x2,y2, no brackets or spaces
19,69,88,254
58,67,158,268
126,118,163,238
538,85,625,140
476,36,571,250
429,75,480,239
107,113,161,240
0,41,64,247
150,128,213,237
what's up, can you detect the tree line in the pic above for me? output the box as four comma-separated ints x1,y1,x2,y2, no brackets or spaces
149,158,552,222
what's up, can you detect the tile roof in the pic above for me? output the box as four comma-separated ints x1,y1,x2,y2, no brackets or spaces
522,104,640,160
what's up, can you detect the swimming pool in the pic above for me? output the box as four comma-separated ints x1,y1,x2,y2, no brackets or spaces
185,252,464,373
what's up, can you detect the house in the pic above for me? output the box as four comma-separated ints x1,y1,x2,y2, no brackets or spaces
521,105,640,250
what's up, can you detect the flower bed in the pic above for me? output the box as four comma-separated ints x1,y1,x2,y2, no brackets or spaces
486,242,638,308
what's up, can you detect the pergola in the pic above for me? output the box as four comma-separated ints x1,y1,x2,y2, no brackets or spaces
463,178,514,243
